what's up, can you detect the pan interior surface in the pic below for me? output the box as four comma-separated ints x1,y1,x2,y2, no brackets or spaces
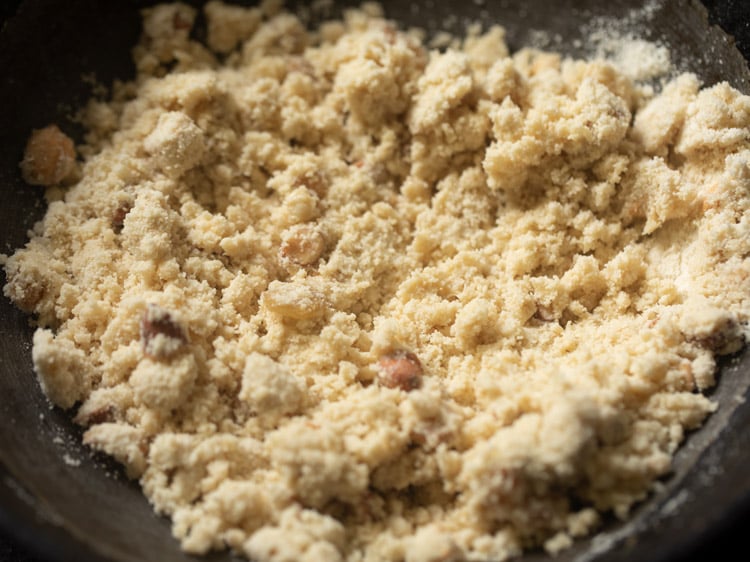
0,1,749,561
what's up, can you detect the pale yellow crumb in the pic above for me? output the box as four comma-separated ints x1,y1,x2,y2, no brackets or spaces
4,2,750,562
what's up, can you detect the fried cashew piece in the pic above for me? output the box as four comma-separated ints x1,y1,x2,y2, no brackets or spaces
20,124,76,186
377,350,423,391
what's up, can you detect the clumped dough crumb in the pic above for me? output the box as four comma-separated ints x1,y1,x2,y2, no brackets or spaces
4,2,750,561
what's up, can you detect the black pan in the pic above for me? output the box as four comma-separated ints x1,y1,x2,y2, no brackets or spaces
1,1,749,561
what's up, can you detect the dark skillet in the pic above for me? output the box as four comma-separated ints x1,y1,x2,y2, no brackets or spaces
1,1,749,561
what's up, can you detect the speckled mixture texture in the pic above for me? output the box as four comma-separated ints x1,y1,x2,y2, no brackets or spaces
3,2,750,561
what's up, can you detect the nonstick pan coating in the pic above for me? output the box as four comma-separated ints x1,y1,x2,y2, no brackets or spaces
1,1,749,561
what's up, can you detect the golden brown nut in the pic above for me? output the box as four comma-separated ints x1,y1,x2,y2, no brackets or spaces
377,350,423,391
20,125,76,186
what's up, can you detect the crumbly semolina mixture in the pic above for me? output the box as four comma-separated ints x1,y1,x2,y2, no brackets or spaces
4,2,750,561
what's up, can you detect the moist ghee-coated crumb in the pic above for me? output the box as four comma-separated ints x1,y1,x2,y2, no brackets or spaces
3,2,750,561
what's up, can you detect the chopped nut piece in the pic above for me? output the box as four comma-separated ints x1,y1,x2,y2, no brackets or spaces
112,202,132,232
140,303,187,359
20,125,76,186
377,350,423,391
280,224,326,266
